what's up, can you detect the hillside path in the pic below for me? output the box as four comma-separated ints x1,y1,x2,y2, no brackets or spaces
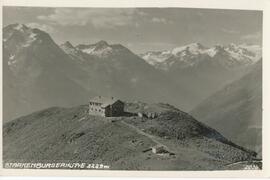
120,121,165,147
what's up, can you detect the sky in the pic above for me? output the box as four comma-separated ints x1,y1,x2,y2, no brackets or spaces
3,6,263,53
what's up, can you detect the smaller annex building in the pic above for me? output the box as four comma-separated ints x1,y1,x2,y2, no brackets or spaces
89,96,124,117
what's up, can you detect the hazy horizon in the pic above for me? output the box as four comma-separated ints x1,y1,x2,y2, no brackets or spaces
3,7,262,53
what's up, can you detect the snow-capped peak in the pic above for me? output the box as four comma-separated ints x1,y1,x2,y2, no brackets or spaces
140,50,172,66
223,43,261,64
3,23,52,48
95,40,109,47
76,42,112,57
62,41,74,49
3,24,61,68
226,43,249,54
171,42,207,56
238,43,262,60
141,42,209,68
75,41,131,58
205,45,226,57
140,42,262,70
10,23,29,32
60,41,87,62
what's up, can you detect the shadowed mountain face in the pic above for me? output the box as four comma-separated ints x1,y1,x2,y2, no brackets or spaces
3,24,93,121
191,60,262,155
60,40,173,104
3,24,173,121
3,103,256,170
3,23,261,122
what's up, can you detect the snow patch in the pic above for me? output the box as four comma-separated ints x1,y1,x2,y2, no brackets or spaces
171,46,187,55
171,43,206,55
81,47,96,54
22,32,38,47
141,42,261,70
206,48,218,57
13,24,28,33
141,51,171,66
9,55,15,60
29,32,37,39
14,24,24,30
8,55,17,66
81,46,113,57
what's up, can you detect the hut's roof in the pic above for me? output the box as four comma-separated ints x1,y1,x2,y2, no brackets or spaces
90,96,122,107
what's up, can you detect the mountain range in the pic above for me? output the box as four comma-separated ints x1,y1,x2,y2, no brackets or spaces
140,42,260,70
3,23,261,122
140,42,261,110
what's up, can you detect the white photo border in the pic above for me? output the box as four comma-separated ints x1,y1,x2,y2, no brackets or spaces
0,0,269,177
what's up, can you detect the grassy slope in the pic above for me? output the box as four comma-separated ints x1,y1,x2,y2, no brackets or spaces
3,103,256,170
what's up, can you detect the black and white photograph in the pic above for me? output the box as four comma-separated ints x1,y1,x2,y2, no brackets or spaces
1,0,268,176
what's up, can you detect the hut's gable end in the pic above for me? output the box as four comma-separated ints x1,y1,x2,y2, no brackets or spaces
110,100,124,116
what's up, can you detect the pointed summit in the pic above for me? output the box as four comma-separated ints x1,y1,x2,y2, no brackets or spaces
61,41,74,49
60,41,81,56
3,23,56,53
95,40,109,46
226,43,241,52
94,40,110,51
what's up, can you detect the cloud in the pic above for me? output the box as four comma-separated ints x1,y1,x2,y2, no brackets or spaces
26,22,55,33
241,31,262,40
37,8,144,29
